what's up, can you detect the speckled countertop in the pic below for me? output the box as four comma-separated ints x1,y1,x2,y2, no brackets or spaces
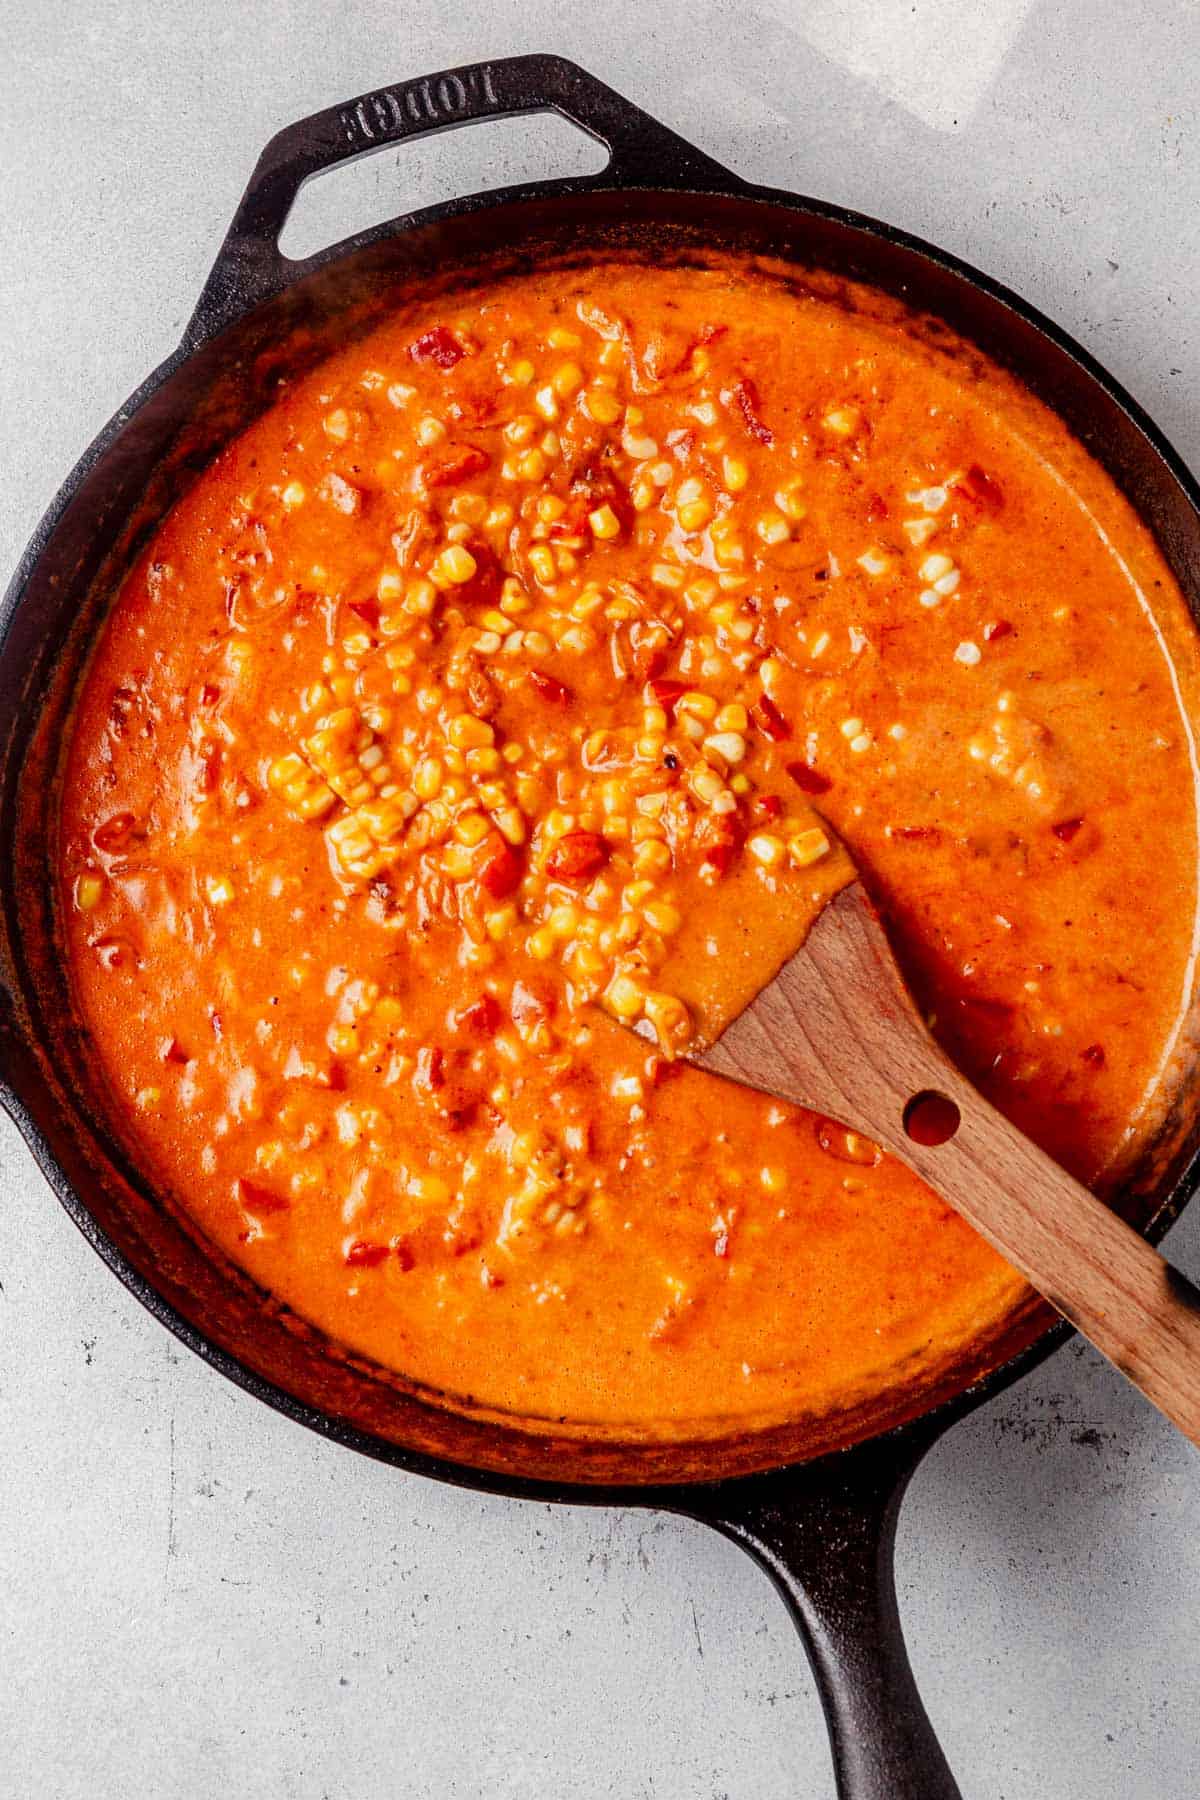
1,4,1197,1796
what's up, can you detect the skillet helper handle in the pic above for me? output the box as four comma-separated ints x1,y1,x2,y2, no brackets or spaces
187,53,736,342
682,1432,962,1800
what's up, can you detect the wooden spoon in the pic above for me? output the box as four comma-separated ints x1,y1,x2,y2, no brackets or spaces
690,874,1200,1448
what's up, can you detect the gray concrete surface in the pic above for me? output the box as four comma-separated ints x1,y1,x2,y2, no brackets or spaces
1,4,1197,1795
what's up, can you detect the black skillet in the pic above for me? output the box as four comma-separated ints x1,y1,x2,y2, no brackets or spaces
4,55,1199,1799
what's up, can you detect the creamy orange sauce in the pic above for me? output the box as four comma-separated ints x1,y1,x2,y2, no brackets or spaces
59,260,1199,1435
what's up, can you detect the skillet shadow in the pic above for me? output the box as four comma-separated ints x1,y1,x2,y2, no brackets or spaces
895,1206,1200,1800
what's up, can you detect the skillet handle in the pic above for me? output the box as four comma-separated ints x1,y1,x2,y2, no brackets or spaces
187,53,737,343
678,1427,963,1800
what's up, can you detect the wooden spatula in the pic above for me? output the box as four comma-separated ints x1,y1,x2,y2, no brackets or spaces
690,874,1200,1448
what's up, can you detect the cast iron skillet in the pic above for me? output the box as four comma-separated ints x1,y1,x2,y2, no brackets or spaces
4,55,1200,1799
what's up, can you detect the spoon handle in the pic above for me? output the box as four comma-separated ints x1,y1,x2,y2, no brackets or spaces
695,882,1200,1447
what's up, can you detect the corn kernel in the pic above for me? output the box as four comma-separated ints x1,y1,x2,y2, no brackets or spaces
528,544,557,586
679,691,717,722
722,456,749,492
404,578,438,616
430,545,477,588
642,901,682,935
634,840,672,876
823,406,861,437
454,810,491,847
442,843,477,881
677,498,713,533
323,408,351,442
552,362,584,397
281,481,306,510
747,833,784,867
605,974,645,1020
789,827,831,868
485,904,519,940
74,872,104,911
450,493,488,525
756,512,790,546
643,991,690,1050
447,714,495,750
713,703,749,733
704,731,748,767
690,765,725,806
206,874,235,905
775,479,807,522
589,504,621,540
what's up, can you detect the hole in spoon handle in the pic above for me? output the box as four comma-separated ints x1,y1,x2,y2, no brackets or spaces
903,1089,961,1147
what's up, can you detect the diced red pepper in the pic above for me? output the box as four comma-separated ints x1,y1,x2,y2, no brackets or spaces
754,695,791,741
416,1045,445,1091
199,683,221,707
409,326,465,370
1081,1043,1107,1069
347,598,380,630
196,742,222,794
421,444,491,489
92,812,136,853
888,825,942,842
455,993,502,1037
477,838,523,898
395,1239,416,1273
528,669,571,704
1052,817,1084,843
159,1037,189,1065
345,1240,389,1268
731,377,774,446
785,761,833,795
649,678,686,713
865,492,889,523
546,831,608,883
953,463,1004,512
984,619,1014,641
236,1178,290,1215
701,843,737,877
456,541,503,610
631,635,669,682
751,794,783,822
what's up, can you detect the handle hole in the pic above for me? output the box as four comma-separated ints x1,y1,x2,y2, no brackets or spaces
279,114,610,261
903,1090,961,1147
